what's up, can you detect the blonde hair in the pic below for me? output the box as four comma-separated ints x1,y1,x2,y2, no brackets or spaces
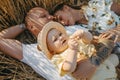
25,7,47,36
25,7,44,30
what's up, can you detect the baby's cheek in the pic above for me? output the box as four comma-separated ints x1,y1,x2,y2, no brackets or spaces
54,41,61,47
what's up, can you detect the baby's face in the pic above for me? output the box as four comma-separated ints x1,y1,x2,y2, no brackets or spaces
47,29,68,53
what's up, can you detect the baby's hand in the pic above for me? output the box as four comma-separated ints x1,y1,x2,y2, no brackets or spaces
70,29,93,44
68,38,79,50
70,29,84,40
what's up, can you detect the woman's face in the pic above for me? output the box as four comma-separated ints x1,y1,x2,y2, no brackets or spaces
26,7,53,36
47,29,68,53
31,8,53,29
54,6,75,26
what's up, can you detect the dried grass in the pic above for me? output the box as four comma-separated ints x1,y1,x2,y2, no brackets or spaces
0,0,120,80
0,52,46,80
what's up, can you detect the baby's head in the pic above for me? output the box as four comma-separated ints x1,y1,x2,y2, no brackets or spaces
37,21,68,59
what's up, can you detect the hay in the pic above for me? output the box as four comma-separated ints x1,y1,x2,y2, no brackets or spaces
0,52,46,80
0,0,89,31
0,0,120,80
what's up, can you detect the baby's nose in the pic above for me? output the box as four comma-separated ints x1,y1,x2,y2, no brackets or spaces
59,36,64,40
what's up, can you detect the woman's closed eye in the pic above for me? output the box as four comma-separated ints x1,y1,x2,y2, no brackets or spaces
56,15,62,22
39,14,46,18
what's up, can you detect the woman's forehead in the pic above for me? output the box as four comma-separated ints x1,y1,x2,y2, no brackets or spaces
35,9,48,15
29,7,48,14
28,9,48,18
55,10,62,15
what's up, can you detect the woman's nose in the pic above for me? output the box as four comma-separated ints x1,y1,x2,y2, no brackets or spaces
61,21,65,25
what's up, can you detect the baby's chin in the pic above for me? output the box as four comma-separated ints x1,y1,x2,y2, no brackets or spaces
57,45,68,54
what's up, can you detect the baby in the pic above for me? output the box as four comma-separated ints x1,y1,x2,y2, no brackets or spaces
37,21,119,80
